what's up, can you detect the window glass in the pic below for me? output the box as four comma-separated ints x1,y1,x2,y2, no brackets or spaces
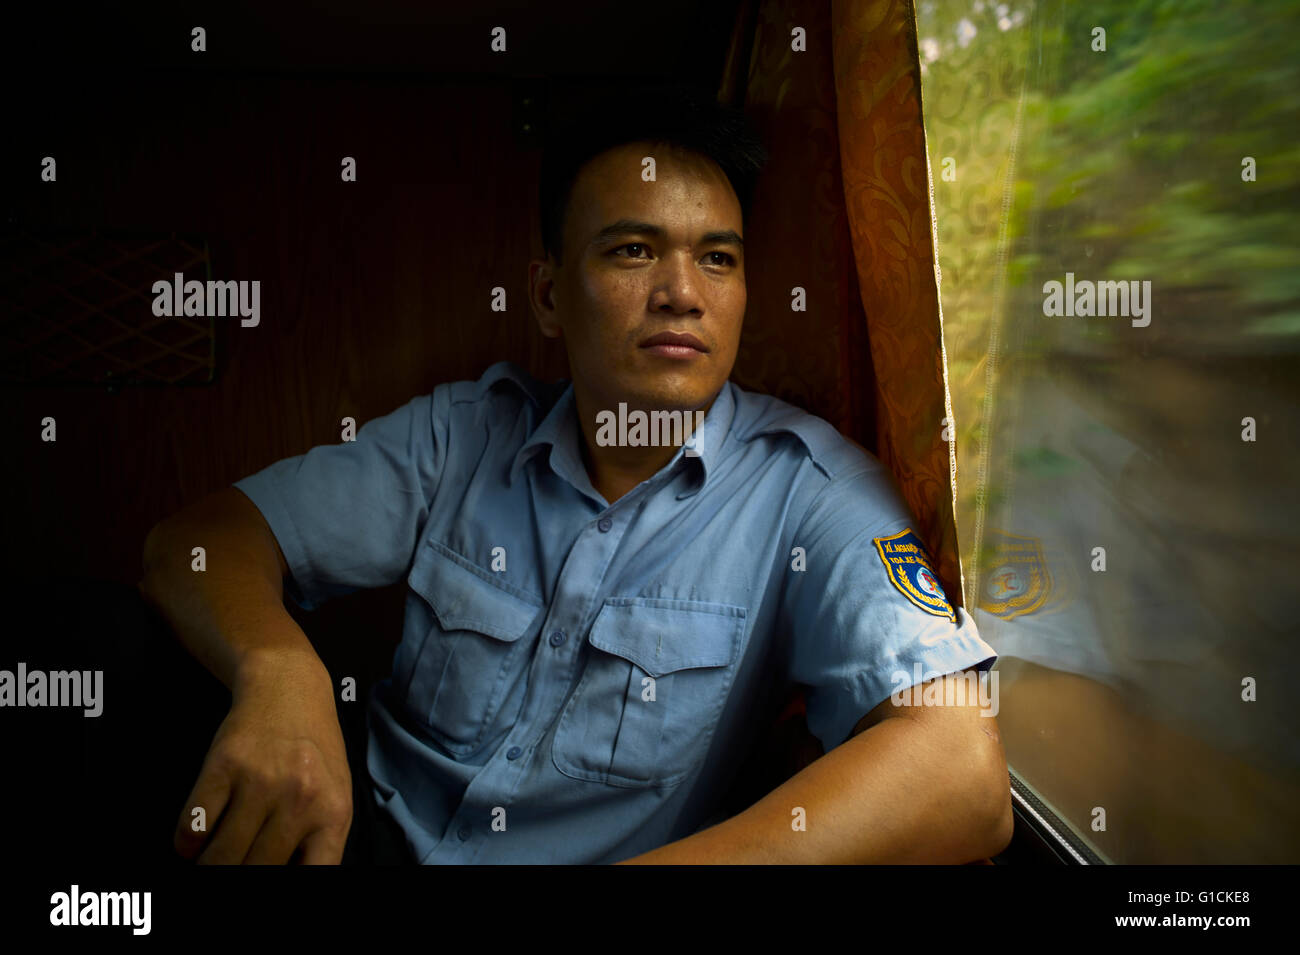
916,0,1300,862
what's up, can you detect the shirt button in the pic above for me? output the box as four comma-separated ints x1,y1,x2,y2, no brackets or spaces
597,517,613,532
506,746,522,760
548,629,566,647
458,824,472,841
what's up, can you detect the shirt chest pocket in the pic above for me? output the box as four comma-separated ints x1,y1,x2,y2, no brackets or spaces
552,597,746,790
404,540,543,756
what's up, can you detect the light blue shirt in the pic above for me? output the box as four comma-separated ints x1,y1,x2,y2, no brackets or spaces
234,361,997,863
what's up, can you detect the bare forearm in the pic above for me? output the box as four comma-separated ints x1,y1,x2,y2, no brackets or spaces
138,489,324,692
618,713,1009,864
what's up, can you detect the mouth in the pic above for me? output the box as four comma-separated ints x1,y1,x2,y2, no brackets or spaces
639,331,709,359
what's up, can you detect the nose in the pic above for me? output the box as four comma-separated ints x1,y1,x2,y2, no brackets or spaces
648,252,706,317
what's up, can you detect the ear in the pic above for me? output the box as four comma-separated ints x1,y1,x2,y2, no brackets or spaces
529,257,563,340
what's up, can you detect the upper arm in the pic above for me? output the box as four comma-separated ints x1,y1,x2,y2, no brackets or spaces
779,464,998,751
842,670,1013,847
144,485,290,586
850,667,1002,740
848,666,1011,843
227,485,290,581
229,390,447,610
850,703,886,739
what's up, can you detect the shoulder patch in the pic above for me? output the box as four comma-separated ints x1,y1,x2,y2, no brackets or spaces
872,528,956,621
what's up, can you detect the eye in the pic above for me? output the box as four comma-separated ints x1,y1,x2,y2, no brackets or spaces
613,243,651,259
704,251,736,267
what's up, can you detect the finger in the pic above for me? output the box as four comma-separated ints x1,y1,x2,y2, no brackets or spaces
296,825,349,866
241,808,305,866
174,765,233,859
197,786,271,865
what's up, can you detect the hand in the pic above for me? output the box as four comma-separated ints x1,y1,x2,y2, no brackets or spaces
173,651,352,864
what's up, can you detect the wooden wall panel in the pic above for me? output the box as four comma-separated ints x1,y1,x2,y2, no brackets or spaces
5,75,566,589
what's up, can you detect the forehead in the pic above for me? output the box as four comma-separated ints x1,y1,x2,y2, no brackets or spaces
567,142,741,232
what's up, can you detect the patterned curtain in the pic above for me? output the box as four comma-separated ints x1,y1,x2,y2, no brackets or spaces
830,0,964,606
734,0,966,607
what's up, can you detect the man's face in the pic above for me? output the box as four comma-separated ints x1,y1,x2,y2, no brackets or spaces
532,141,746,415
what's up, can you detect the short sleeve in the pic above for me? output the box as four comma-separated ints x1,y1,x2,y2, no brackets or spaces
779,462,998,751
232,387,448,611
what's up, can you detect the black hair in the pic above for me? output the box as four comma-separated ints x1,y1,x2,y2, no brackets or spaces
538,83,769,266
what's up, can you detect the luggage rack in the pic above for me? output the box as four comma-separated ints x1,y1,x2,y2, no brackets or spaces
0,227,215,388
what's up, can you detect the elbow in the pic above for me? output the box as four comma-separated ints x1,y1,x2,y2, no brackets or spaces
140,492,214,586
948,724,1013,862
137,520,167,598
985,776,1014,859
971,712,1014,860
976,758,1014,860
139,515,182,597
141,512,173,563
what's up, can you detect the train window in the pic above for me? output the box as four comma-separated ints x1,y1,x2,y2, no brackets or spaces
916,0,1299,862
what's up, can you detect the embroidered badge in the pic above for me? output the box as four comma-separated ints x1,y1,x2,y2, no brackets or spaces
872,528,956,621
978,529,1053,620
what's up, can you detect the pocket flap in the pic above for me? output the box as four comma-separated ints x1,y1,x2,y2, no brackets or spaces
588,597,745,678
407,540,541,641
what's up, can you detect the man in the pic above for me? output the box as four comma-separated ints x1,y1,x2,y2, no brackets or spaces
138,85,1012,865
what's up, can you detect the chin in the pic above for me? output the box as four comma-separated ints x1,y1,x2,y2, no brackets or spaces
643,383,715,412
599,363,719,411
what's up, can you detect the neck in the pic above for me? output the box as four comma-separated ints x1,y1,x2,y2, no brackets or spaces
572,386,719,505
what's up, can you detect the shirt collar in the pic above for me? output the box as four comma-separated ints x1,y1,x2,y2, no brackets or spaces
508,379,736,501
507,382,585,493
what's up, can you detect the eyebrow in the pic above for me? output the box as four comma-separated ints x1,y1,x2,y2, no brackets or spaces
588,218,744,251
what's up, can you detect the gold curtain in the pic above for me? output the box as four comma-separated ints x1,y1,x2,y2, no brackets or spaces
831,0,964,606
732,0,965,607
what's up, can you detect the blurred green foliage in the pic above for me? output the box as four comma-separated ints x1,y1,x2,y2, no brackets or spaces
919,0,1300,524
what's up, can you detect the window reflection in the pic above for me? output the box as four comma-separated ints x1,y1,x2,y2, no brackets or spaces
917,0,1300,862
